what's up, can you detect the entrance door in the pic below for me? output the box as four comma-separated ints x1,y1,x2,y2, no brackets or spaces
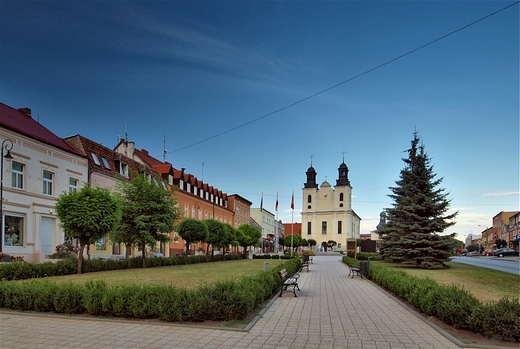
321,241,328,252
40,217,54,255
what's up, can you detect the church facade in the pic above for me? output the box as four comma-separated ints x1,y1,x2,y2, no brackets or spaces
300,161,361,252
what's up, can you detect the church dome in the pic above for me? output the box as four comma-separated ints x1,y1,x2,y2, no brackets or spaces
321,180,331,188
307,166,316,173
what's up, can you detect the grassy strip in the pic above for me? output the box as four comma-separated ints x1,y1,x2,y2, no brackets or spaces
373,261,519,303
35,259,286,288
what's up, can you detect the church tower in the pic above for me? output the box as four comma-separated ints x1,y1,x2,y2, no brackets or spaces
301,158,360,252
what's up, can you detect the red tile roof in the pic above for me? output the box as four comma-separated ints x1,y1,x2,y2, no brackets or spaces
0,102,86,157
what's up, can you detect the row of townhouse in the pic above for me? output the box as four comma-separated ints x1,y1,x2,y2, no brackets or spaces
0,102,257,262
479,211,520,250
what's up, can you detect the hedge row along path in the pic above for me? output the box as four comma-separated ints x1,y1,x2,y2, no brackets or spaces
1,255,493,349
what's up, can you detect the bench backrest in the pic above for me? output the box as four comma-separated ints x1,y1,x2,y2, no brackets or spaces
279,269,288,279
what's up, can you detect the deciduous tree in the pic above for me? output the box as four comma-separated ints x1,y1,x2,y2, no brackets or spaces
113,172,179,268
55,185,119,274
177,218,208,264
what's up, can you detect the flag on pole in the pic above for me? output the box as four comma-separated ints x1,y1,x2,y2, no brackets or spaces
291,192,294,210
275,192,279,211
260,192,263,211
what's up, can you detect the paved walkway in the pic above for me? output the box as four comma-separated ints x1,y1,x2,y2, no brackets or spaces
1,255,476,349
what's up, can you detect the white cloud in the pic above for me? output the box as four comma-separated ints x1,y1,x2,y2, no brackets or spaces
483,192,519,197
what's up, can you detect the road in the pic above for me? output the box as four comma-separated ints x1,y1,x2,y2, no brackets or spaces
450,256,520,275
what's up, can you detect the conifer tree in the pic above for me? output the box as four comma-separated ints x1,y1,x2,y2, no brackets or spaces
379,132,457,269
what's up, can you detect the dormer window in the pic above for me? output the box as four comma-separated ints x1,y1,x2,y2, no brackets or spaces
119,162,128,177
101,157,110,169
91,152,101,166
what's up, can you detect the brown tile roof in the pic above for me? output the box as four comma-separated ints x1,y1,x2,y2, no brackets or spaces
65,134,153,178
0,102,86,158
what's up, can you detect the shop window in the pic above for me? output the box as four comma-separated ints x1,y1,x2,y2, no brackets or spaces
3,214,24,246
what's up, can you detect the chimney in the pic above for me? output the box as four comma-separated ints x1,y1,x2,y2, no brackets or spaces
18,108,31,117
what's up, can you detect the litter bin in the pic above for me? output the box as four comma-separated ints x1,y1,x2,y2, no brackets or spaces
359,261,370,275
263,262,269,272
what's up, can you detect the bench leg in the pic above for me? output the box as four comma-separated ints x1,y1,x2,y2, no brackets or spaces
292,285,298,297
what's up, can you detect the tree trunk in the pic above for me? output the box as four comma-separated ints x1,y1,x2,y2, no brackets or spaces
77,242,85,274
125,244,131,258
141,245,146,268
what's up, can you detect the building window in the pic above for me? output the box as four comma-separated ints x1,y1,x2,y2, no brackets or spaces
101,157,110,169
69,178,78,192
322,221,327,235
307,195,312,203
43,170,53,195
184,204,189,218
338,221,342,234
11,161,24,189
307,222,312,235
339,193,344,201
90,152,101,166
119,163,128,177
3,214,24,247
191,206,195,218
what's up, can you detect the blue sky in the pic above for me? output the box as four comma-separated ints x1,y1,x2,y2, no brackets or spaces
1,1,518,243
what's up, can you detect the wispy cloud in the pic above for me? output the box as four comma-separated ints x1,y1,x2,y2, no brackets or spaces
483,192,519,197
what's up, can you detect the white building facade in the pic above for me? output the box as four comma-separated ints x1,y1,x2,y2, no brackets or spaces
1,104,88,262
301,161,361,252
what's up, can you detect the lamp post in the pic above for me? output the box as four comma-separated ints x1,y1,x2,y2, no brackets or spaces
0,139,14,253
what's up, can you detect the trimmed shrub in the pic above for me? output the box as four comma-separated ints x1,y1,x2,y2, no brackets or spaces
360,261,520,342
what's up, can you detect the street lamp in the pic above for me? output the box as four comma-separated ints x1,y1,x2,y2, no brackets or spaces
0,138,14,253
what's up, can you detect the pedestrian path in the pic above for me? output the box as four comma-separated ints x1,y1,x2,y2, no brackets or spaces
0,255,475,348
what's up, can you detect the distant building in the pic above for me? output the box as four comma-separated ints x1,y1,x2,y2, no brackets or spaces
228,194,252,228
507,212,520,249
492,211,518,248
300,160,361,252
464,233,482,248
251,207,276,253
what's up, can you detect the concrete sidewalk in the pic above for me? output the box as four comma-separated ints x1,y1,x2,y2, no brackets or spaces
0,255,476,349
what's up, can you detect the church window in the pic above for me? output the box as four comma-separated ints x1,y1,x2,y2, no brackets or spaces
338,221,342,234
307,222,311,235
339,193,344,201
307,195,312,203
322,221,327,234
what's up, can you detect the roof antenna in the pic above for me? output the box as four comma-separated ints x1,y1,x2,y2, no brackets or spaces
163,135,167,162
125,124,128,142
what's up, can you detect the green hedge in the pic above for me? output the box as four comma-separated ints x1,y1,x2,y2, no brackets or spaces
343,256,520,342
0,254,244,281
252,254,296,260
0,258,301,322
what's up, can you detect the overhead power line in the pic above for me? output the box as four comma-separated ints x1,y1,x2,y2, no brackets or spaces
169,1,519,154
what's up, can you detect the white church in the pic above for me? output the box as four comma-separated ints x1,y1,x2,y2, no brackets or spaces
300,160,361,252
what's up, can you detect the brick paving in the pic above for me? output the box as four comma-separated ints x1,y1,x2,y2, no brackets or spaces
0,255,476,348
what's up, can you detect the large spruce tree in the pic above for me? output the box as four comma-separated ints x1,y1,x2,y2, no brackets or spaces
379,132,457,269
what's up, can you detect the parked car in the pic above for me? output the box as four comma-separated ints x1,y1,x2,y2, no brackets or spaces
483,249,495,256
493,248,519,257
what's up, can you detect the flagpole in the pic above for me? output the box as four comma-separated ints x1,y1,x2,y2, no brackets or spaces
291,191,294,257
275,191,278,253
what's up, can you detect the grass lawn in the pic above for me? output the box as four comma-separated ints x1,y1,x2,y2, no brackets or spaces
374,261,519,303
41,259,286,289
